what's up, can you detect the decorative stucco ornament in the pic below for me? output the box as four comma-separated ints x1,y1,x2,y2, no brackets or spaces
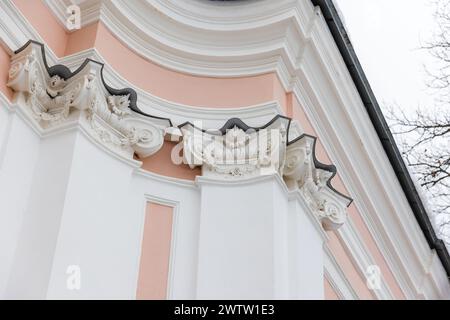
179,117,289,179
177,116,352,230
7,41,167,159
7,41,352,231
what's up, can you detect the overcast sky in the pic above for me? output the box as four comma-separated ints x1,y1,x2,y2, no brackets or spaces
334,0,438,112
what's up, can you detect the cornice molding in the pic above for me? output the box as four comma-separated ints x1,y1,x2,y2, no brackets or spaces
5,39,352,232
3,0,450,297
284,134,352,230
43,0,318,89
0,0,46,52
133,168,196,189
7,40,167,160
14,40,173,127
179,116,289,179
44,0,101,30
5,40,306,160
323,245,358,299
336,219,394,299
13,43,293,132
181,116,351,231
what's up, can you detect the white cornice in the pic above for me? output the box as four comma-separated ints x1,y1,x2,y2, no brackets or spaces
324,245,359,300
43,0,102,30
0,2,293,134
294,19,450,298
337,220,394,299
0,0,45,52
1,92,143,169
42,0,316,89
29,45,294,131
7,41,168,161
3,0,450,299
134,168,196,189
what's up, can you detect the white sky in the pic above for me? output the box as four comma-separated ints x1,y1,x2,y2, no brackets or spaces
334,0,437,111
334,1,450,226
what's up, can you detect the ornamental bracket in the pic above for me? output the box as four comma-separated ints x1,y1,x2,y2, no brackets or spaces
7,41,170,159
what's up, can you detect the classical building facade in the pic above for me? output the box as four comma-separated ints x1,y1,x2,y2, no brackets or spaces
0,0,449,299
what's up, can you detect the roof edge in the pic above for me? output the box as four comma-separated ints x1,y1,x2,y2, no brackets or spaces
311,0,450,278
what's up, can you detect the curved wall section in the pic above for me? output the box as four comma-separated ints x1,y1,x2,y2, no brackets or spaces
4,0,399,300
141,142,201,181
12,0,290,110
2,0,400,300
0,0,448,300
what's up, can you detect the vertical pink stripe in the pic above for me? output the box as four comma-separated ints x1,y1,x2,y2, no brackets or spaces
0,44,13,100
137,202,173,300
324,278,340,300
327,232,375,299
13,0,68,57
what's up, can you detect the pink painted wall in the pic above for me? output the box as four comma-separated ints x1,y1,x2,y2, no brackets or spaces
95,21,284,108
324,278,340,300
13,0,68,57
10,0,407,300
140,142,201,181
0,45,13,100
349,205,406,299
12,0,287,109
327,231,375,299
136,202,174,300
65,23,99,55
291,94,406,299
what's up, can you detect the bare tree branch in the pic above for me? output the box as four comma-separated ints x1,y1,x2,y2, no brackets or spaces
386,0,450,244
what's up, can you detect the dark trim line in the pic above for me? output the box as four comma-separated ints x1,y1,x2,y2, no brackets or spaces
15,40,173,127
178,114,292,140
179,115,352,206
312,0,450,278
14,38,354,236
218,116,291,136
288,133,353,206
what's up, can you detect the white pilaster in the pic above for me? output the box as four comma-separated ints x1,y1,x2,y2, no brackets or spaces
195,175,326,299
287,195,327,299
6,128,78,298
3,129,146,299
44,133,144,299
0,102,40,298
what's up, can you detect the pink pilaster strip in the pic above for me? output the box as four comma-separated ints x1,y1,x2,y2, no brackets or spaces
136,202,173,300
